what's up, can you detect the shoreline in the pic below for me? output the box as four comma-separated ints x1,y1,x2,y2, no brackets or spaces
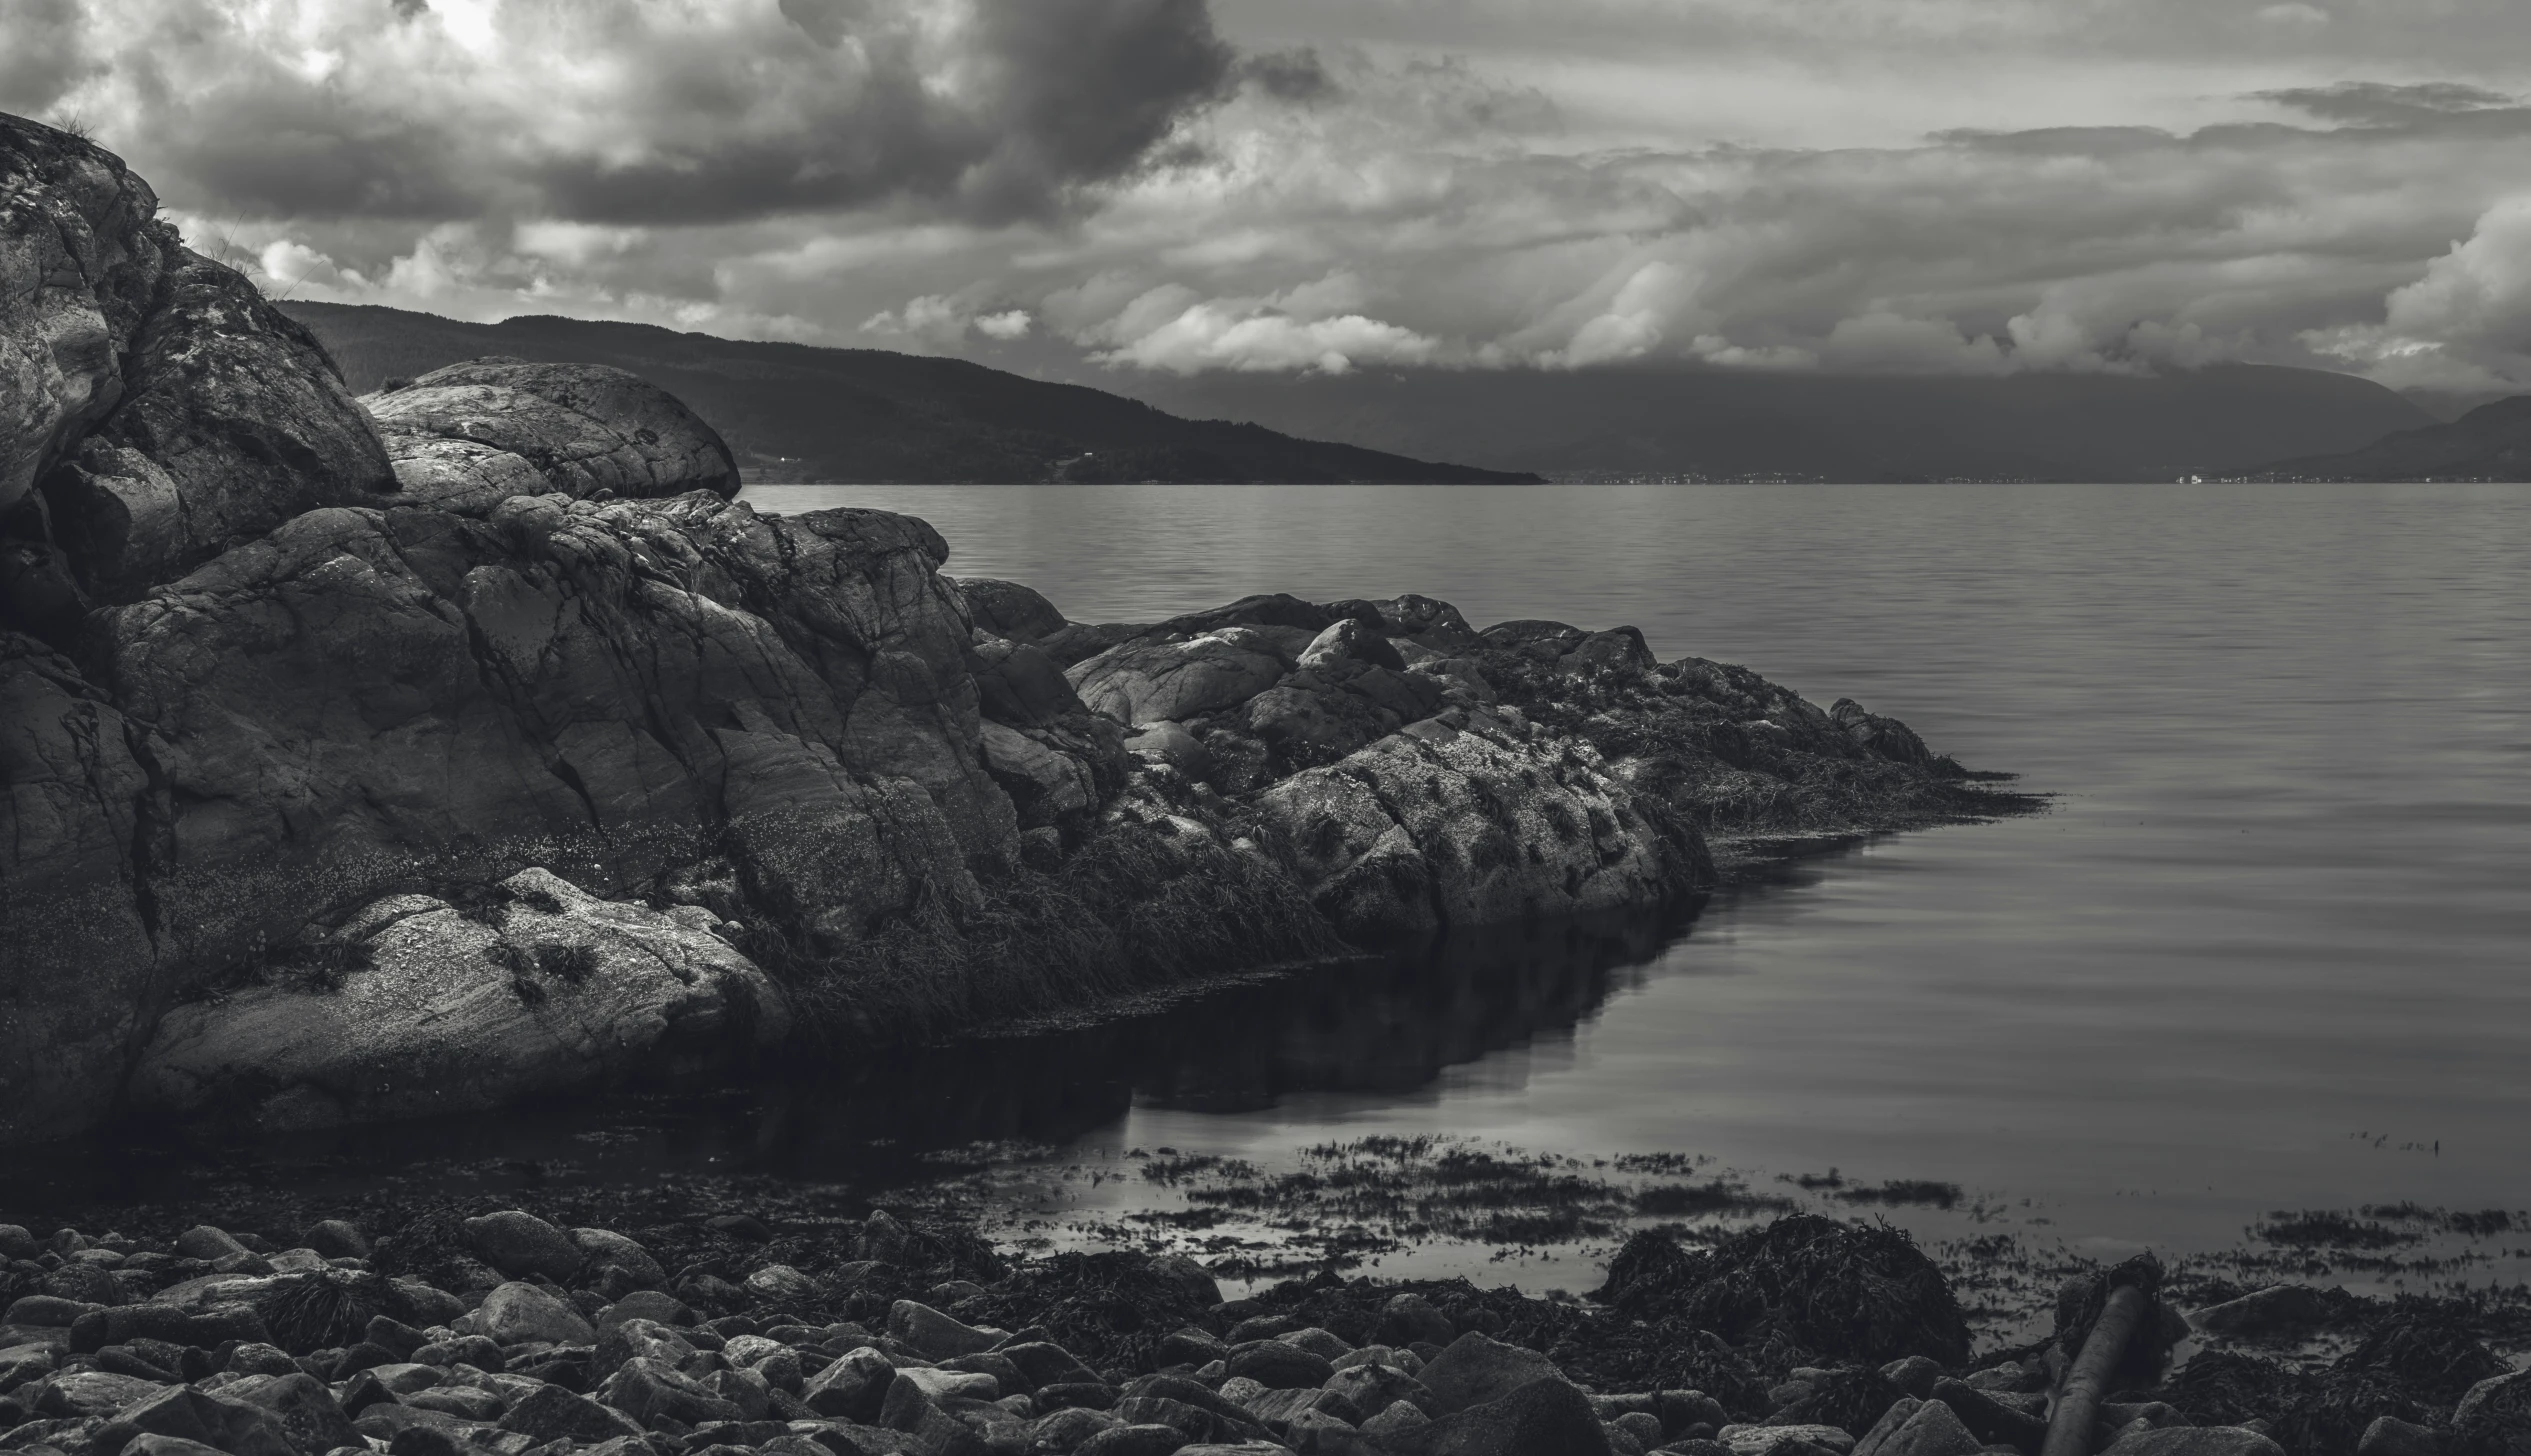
3,1155,2523,1456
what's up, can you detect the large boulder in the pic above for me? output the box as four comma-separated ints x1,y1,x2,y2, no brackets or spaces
957,578,1066,643
5,113,391,610
2099,1429,2287,1456
1415,1333,1569,1416
127,868,790,1128
2188,1285,2333,1340
1257,709,1697,941
366,358,740,514
1385,1377,1613,1455
1067,628,1296,726
43,251,395,601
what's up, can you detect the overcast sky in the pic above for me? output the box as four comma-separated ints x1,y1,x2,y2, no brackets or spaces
14,0,2531,391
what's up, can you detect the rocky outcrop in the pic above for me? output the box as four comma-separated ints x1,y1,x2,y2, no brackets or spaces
128,869,788,1129
4,114,395,608
365,359,740,514
95,491,1020,976
0,110,2012,1147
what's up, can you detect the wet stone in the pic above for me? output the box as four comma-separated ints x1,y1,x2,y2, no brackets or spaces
1223,1342,1332,1392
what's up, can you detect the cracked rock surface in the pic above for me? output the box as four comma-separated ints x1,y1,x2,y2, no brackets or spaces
366,360,740,515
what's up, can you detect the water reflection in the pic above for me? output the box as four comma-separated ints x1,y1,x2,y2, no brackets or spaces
1,894,1715,1219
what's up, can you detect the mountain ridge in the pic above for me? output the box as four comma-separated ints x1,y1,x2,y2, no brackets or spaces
2262,394,2531,480
1116,363,2439,483
286,301,2445,484
279,302,1542,485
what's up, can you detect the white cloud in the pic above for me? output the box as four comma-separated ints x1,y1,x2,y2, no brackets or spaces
1089,299,1443,374
2302,196,2531,389
862,295,974,344
2255,4,2332,27
975,309,1035,340
1543,261,1694,369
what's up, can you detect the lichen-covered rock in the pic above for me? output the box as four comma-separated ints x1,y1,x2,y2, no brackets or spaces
0,114,169,518
42,252,395,601
1257,708,1699,942
126,868,790,1129
366,358,739,513
8,113,392,609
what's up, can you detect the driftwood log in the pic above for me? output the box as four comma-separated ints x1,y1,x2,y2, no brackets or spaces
2045,1281,2152,1456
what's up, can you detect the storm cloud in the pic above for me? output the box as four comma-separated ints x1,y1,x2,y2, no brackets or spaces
17,0,1232,225
18,0,2531,394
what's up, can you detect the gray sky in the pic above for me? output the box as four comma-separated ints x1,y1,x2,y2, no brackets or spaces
14,0,2531,391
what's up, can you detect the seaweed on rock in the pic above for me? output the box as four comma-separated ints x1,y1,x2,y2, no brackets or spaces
253,1267,417,1354
1594,1214,1971,1369
957,1250,1225,1374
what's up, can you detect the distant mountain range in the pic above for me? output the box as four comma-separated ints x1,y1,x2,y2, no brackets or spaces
1117,364,2437,483
279,303,1538,485
288,302,2456,484
2262,395,2531,480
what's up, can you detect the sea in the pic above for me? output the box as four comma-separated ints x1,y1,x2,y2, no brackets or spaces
21,480,2531,1305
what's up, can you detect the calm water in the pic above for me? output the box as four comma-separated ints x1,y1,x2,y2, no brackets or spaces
14,482,2526,1292
744,481,2531,1270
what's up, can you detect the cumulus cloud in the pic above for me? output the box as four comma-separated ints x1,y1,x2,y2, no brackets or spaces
2303,198,2531,390
1544,262,1696,369
975,309,1035,340
1078,274,1443,373
861,294,1038,347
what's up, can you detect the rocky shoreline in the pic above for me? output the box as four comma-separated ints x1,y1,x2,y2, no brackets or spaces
0,1192,2523,1456
4,109,2027,1148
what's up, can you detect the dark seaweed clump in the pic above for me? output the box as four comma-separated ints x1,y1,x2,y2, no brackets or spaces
958,1250,1226,1375
254,1268,417,1352
1595,1213,1971,1369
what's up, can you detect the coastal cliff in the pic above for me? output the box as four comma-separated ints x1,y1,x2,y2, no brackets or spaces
0,113,2022,1146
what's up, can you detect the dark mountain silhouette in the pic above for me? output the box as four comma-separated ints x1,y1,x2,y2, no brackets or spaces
278,303,1540,485
1116,363,2437,482
2262,395,2531,480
